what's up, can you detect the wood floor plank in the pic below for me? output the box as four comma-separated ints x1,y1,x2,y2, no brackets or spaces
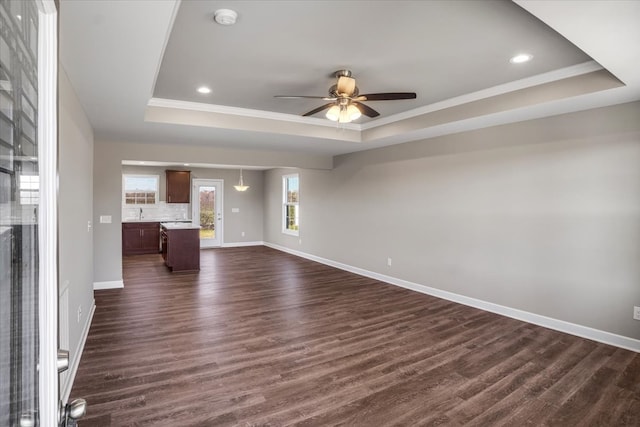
546,365,619,426
70,246,640,426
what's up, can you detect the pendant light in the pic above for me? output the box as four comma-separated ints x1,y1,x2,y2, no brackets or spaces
234,168,249,192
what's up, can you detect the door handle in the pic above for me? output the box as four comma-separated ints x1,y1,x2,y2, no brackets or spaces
57,350,87,426
57,349,69,373
67,399,87,420
60,398,87,427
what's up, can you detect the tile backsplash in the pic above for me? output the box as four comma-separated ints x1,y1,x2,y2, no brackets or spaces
122,202,190,222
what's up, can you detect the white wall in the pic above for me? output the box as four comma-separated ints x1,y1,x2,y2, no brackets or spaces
264,102,640,342
58,67,95,395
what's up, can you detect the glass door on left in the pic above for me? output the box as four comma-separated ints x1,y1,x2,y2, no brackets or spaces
0,0,41,425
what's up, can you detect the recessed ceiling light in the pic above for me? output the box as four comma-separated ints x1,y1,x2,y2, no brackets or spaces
510,53,533,64
16,15,22,21
197,86,211,94
214,9,238,26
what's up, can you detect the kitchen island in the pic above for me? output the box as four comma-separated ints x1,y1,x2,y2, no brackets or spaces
161,222,201,272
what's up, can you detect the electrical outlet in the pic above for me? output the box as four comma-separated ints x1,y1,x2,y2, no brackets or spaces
387,257,392,267
77,305,82,323
241,231,245,237
634,306,640,321
299,239,302,245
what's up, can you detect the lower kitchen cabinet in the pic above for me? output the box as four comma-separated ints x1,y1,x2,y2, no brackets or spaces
161,227,200,272
122,222,160,255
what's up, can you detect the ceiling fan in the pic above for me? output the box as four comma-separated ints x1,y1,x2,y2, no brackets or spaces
275,70,417,123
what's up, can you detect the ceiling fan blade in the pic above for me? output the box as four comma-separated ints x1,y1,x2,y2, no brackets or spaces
302,103,336,117
337,76,356,96
353,101,380,118
275,95,336,100
356,92,417,101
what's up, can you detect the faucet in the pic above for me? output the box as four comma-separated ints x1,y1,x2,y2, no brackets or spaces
139,207,143,220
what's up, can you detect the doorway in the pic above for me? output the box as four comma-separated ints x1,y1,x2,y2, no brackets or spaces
192,179,223,247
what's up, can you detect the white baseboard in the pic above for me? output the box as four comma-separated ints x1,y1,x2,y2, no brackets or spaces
222,241,264,248
93,280,124,290
60,299,95,403
263,242,640,353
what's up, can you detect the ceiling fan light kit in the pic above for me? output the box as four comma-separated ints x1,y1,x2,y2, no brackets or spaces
275,69,416,124
325,105,341,121
326,103,361,123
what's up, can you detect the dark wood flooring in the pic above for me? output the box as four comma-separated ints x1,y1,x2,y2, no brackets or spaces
70,246,640,426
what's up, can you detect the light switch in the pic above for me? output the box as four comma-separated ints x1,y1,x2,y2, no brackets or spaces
231,208,240,213
100,215,112,224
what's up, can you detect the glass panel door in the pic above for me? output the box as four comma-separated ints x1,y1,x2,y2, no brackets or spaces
0,0,41,424
192,179,223,248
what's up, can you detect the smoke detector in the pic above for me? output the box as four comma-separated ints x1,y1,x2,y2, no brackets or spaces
214,9,238,25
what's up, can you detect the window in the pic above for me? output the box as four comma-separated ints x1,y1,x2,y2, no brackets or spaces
122,174,159,205
282,174,299,235
19,174,39,205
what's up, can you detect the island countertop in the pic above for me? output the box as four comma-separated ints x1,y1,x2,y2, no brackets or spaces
160,222,201,230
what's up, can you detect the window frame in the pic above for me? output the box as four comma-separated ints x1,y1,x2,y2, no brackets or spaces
122,173,160,206
282,173,299,236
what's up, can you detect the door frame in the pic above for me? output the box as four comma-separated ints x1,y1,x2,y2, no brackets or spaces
192,179,224,248
38,0,60,424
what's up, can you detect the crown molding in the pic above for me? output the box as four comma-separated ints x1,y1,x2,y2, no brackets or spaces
361,61,604,130
147,97,362,131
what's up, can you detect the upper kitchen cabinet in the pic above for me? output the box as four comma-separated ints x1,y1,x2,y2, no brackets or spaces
166,170,191,203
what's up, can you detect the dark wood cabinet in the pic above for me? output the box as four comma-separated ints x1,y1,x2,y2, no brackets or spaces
122,222,160,255
166,170,191,203
162,227,200,272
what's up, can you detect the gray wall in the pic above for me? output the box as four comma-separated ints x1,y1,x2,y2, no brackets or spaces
94,140,283,283
191,167,264,244
93,140,123,284
59,68,95,383
264,102,640,341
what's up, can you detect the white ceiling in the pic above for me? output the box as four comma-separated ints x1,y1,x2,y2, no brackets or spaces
59,1,640,158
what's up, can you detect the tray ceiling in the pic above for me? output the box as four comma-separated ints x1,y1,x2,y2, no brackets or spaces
59,1,640,157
